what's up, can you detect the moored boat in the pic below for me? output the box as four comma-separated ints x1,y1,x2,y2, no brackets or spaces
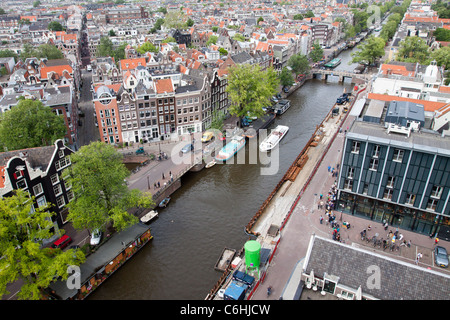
215,136,246,162
159,197,171,208
259,125,289,152
206,159,216,168
324,58,341,69
140,210,158,224
272,99,290,115
214,247,236,272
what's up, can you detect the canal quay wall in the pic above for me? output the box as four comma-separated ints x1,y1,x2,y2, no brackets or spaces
205,81,367,300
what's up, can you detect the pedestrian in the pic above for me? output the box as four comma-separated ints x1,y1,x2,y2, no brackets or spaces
162,173,165,180
320,216,323,224
154,182,156,189
435,237,439,245
320,200,324,209
157,181,160,188
320,193,323,200
328,165,331,172
415,252,423,265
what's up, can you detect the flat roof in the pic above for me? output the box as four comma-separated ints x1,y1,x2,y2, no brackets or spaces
348,120,450,157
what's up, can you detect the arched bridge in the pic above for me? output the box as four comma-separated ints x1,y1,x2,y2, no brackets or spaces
311,68,372,83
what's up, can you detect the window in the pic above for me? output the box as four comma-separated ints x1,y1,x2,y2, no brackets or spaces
372,145,380,158
50,174,59,185
33,183,43,196
58,150,64,158
16,179,27,189
393,149,404,162
427,198,438,211
36,196,47,208
53,184,62,196
405,193,415,205
56,195,65,208
369,158,378,171
55,157,71,171
386,176,395,188
351,141,360,154
344,179,353,191
383,188,393,200
362,183,369,195
348,167,355,179
430,186,443,199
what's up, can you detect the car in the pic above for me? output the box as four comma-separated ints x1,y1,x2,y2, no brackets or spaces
181,143,194,153
136,146,145,155
51,234,73,250
201,131,214,143
434,246,449,268
86,64,92,71
90,229,102,246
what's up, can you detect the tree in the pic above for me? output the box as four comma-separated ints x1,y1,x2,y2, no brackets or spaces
279,66,294,88
206,35,218,46
305,10,314,18
351,35,385,66
0,99,66,151
186,18,194,27
218,47,228,56
396,36,430,64
109,29,116,37
0,8,6,15
161,36,176,44
293,14,303,20
96,36,114,58
309,41,324,63
226,64,279,127
20,43,64,60
232,33,245,42
163,10,188,30
257,17,264,24
33,0,40,7
64,142,154,233
288,53,310,76
433,28,450,42
48,21,64,32
137,41,158,54
0,189,85,300
0,49,18,61
150,18,164,33
431,46,450,69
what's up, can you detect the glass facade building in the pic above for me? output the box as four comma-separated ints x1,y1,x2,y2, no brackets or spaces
337,119,450,237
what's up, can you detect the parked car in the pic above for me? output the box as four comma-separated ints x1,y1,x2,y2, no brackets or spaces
90,229,102,246
201,131,214,143
86,64,92,71
434,246,449,268
51,235,72,250
181,143,194,153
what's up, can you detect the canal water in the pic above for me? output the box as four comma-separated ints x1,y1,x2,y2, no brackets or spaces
88,48,357,300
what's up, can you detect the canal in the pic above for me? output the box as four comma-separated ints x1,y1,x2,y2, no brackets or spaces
88,47,358,300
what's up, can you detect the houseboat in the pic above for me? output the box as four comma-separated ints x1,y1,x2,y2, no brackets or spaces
272,99,290,115
215,136,246,162
324,58,341,69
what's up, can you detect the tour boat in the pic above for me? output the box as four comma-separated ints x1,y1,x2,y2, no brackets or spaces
215,136,246,162
259,125,289,152
140,210,158,224
272,99,290,115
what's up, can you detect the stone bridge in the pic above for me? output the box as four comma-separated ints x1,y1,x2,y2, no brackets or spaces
311,68,372,83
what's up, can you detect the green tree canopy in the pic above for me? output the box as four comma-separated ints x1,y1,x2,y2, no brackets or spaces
396,36,430,64
20,43,64,60
433,28,450,42
351,35,385,66
279,66,294,88
64,142,154,232
288,53,310,75
226,64,279,127
206,35,218,46
309,41,324,63
305,10,314,18
136,41,158,54
431,46,450,69
293,13,303,20
0,189,85,300
48,21,64,31
0,99,66,151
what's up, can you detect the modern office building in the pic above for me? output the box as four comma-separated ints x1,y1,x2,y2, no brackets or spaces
337,100,450,237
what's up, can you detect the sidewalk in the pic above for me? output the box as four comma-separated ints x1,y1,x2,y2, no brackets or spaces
250,107,450,300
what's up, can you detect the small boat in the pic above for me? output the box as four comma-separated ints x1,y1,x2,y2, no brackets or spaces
259,125,289,152
159,197,171,208
214,247,236,272
272,99,290,115
140,210,158,224
215,136,246,162
324,58,341,69
206,160,216,168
